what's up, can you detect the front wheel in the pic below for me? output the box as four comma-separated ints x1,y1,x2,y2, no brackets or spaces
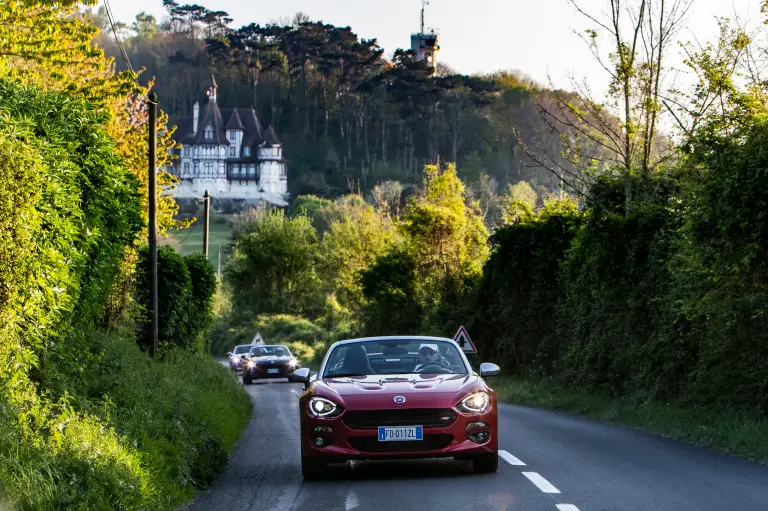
473,452,498,473
243,373,253,385
301,454,326,480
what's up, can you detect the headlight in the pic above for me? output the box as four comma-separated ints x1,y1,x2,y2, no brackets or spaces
308,396,342,418
456,391,491,414
289,359,298,368
246,360,255,368
232,358,240,365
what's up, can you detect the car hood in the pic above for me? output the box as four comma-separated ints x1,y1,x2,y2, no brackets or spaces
319,373,479,409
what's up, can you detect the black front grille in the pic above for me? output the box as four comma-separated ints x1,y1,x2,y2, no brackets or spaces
343,409,457,430
348,434,454,453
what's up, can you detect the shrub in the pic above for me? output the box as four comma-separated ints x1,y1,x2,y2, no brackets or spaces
134,246,217,353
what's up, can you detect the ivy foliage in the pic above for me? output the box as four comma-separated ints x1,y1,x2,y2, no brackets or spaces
0,77,147,509
0,77,142,379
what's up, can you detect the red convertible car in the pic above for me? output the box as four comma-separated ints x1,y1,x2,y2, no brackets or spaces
291,336,500,479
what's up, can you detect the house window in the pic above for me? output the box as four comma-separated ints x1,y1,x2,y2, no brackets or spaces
248,164,256,177
194,161,200,175
280,165,286,177
204,162,213,176
244,146,251,157
233,164,240,175
229,146,236,157
204,124,213,140
183,161,190,176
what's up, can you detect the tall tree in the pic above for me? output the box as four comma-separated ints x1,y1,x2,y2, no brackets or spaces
523,0,693,213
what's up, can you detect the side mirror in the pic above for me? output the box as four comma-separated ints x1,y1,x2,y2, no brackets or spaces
479,363,500,378
226,352,232,357
292,367,311,385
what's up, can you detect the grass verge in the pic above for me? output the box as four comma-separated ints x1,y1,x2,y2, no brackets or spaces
0,332,252,510
492,376,768,464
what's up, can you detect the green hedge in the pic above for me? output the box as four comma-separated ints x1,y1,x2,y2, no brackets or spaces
467,198,582,374
0,78,250,509
134,246,217,353
469,160,768,415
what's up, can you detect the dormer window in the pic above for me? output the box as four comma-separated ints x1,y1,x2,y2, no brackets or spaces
204,124,213,140
244,146,251,157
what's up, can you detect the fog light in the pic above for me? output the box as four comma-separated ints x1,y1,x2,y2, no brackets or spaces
468,431,490,444
466,422,488,430
314,426,333,433
311,437,328,448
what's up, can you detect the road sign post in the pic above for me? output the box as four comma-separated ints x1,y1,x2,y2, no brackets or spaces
452,325,477,354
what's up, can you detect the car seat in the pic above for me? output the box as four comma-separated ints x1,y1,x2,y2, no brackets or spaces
340,345,375,375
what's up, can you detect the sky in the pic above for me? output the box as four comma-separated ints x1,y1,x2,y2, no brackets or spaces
104,0,763,92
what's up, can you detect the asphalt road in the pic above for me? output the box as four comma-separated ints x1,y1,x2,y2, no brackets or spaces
184,374,768,511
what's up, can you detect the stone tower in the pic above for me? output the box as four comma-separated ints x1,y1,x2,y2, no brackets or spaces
410,0,440,76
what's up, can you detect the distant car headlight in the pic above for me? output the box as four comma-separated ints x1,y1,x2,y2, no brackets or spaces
308,396,342,418
289,359,298,368
246,360,256,369
457,391,491,414
232,358,240,365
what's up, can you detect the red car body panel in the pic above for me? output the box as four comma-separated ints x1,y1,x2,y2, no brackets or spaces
299,373,498,462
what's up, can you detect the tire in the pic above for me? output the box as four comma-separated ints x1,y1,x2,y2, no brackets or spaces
243,373,253,385
473,452,499,473
301,454,325,480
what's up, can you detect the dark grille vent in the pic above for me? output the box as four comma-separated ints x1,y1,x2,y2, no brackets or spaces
343,409,457,430
348,434,454,453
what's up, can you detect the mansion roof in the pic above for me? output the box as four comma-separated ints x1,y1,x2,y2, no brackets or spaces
173,101,281,152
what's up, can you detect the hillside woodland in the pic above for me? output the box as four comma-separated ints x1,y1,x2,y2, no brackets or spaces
89,2,603,221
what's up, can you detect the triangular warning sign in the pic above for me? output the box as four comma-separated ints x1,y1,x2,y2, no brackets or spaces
452,325,477,353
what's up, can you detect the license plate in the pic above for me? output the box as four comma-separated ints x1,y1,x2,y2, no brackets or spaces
378,426,423,442
267,368,280,374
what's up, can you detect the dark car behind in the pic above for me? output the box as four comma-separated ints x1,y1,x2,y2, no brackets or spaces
242,345,300,384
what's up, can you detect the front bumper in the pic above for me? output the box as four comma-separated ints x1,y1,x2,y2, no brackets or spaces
301,408,497,462
244,363,298,378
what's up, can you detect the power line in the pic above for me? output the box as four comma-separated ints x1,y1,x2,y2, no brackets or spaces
102,0,135,76
174,219,200,246
102,0,157,105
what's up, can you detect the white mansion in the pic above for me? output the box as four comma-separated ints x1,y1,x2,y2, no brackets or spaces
169,78,288,207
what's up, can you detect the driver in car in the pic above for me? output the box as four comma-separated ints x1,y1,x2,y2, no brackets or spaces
414,344,452,372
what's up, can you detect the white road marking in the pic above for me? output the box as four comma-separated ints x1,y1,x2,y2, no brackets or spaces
499,450,526,466
345,486,359,510
522,472,561,494
290,389,301,398
556,505,580,511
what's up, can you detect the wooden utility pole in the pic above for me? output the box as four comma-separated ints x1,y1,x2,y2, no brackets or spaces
203,189,210,258
148,92,159,358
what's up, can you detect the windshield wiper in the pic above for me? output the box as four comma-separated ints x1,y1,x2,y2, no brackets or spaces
326,372,368,378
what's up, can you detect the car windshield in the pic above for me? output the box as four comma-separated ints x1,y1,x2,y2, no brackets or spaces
233,345,253,355
250,346,290,357
323,339,467,378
